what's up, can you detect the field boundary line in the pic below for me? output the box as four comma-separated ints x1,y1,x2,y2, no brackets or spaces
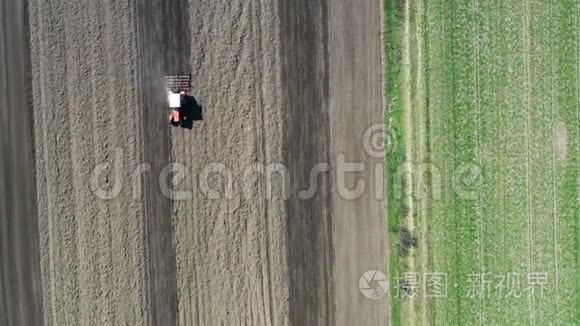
35,1,59,323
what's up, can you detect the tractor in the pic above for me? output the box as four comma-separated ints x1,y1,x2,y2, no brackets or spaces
166,75,191,127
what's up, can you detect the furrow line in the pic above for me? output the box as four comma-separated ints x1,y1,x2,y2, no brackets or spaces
250,0,272,323
131,1,152,323
549,0,560,317
64,0,99,323
471,0,483,323
523,0,535,324
498,2,508,322
87,0,112,320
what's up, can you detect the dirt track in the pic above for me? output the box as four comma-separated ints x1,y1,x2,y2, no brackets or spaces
328,0,387,324
0,2,44,325
6,0,387,324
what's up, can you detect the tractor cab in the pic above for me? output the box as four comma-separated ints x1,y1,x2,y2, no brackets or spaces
165,75,191,127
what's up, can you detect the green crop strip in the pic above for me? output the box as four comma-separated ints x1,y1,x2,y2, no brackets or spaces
383,0,405,324
383,0,580,324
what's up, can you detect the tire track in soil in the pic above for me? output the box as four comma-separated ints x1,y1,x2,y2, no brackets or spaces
135,0,179,324
250,1,274,323
28,1,54,322
250,0,278,323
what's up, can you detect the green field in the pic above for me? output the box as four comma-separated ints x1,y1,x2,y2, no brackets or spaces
384,0,579,324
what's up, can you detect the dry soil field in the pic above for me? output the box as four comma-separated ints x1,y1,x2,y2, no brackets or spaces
2,0,388,325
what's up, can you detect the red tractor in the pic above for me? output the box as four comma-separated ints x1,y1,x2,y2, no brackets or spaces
166,75,191,127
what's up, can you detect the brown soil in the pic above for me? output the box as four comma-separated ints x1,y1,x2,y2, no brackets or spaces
6,0,388,324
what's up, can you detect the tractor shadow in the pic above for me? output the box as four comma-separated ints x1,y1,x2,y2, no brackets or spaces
180,95,203,129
